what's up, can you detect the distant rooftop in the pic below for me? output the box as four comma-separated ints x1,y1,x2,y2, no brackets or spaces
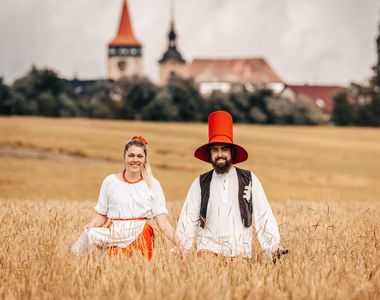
189,58,283,83
286,84,342,114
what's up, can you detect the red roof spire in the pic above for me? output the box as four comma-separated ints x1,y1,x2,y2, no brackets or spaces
109,0,141,46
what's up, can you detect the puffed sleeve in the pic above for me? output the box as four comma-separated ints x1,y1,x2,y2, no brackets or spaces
151,179,169,217
252,172,281,257
94,177,110,216
175,177,201,250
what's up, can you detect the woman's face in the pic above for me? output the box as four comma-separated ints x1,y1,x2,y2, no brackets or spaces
124,145,146,175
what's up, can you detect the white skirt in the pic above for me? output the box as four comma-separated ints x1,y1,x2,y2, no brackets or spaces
72,220,146,255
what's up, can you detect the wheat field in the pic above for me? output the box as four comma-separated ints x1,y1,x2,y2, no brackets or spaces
0,117,380,299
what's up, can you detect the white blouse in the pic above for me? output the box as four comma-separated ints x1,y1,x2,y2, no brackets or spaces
72,175,169,254
95,174,168,219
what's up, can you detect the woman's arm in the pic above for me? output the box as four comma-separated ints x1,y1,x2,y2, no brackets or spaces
154,214,181,248
84,213,107,230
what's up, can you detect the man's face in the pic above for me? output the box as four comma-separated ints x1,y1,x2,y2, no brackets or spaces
210,143,232,174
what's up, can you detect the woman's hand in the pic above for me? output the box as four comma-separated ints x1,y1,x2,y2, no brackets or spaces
84,222,95,230
84,213,107,230
155,214,182,249
170,245,189,258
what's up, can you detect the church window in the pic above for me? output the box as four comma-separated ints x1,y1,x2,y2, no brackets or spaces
118,61,127,71
109,48,116,56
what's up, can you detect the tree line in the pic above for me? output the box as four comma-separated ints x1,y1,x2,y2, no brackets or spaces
332,24,380,126
0,66,326,124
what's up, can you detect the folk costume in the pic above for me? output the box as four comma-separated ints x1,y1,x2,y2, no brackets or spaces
176,111,281,258
72,174,168,259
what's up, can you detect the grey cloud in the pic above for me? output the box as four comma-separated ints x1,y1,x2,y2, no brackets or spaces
0,0,378,86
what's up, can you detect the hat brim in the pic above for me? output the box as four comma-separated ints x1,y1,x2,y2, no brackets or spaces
194,142,248,164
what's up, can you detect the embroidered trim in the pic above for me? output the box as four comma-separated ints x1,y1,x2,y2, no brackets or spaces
243,181,252,203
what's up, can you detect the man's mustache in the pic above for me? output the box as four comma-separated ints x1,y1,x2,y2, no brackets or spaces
215,157,227,161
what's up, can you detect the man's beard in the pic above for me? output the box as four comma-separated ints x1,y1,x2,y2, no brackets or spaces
211,157,232,174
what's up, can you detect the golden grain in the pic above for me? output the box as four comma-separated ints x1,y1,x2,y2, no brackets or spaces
0,199,379,299
0,117,379,299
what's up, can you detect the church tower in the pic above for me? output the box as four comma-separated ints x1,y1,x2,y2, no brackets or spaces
158,6,187,85
108,0,143,80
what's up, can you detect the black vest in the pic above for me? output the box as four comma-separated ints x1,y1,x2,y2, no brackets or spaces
199,167,253,228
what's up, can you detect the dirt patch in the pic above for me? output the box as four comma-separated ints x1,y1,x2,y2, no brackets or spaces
0,145,116,163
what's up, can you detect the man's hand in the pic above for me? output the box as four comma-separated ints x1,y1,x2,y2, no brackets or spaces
272,246,288,264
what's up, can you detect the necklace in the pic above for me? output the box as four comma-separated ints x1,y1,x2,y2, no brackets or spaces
122,169,142,184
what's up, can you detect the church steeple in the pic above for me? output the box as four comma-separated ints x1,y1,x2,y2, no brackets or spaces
159,15,185,64
168,21,176,48
107,0,143,80
109,0,141,46
158,1,188,85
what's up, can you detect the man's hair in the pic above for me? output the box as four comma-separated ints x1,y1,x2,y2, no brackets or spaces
207,143,235,161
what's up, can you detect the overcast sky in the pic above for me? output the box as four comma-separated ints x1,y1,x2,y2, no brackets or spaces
0,0,379,86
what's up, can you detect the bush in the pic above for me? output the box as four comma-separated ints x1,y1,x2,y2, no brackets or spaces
141,88,178,121
332,89,355,126
116,76,157,119
0,78,11,114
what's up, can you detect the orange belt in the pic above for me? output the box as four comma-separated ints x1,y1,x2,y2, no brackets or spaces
102,217,147,228
110,217,148,221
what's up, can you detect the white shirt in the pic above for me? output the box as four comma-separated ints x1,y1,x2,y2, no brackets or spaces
72,175,169,254
95,174,168,219
175,167,280,258
91,174,168,248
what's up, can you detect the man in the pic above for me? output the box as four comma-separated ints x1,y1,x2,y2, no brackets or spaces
176,111,285,260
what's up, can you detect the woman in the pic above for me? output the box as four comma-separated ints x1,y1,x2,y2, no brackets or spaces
72,136,180,259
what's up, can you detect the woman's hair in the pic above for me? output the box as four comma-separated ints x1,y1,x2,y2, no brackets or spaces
124,137,153,187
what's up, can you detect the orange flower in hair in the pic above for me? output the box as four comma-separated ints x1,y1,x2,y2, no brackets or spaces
131,135,148,145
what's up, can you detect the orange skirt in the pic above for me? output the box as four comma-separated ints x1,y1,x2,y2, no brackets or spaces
107,224,155,260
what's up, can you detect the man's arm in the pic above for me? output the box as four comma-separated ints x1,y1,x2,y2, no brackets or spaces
251,173,281,258
175,178,202,250
155,214,181,248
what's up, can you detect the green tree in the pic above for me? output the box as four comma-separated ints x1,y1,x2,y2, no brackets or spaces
206,92,239,122
80,80,118,119
57,93,81,117
290,95,326,125
10,66,65,116
0,78,11,114
140,88,178,121
165,76,205,121
371,24,380,91
116,76,157,119
356,95,380,126
366,23,380,126
370,96,380,126
246,89,273,123
265,96,293,124
332,89,355,126
227,90,250,122
263,94,325,125
352,24,380,127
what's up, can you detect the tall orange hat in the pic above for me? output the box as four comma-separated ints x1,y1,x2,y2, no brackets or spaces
194,111,248,164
